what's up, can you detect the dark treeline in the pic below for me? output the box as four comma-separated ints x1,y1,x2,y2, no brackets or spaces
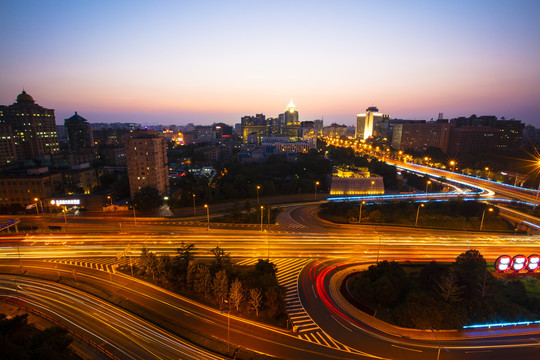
319,200,514,230
0,314,78,360
347,250,540,329
126,244,287,323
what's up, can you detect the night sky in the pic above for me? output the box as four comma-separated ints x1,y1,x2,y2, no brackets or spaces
2,1,539,126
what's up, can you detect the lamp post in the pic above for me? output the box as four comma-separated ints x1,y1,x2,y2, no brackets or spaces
425,180,431,194
57,204,67,223
485,167,490,179
33,198,43,213
192,194,196,215
107,195,112,206
358,201,365,223
314,181,319,200
370,180,375,194
260,206,264,232
133,205,137,225
256,185,261,204
415,203,424,226
204,204,210,231
480,208,493,230
449,160,456,172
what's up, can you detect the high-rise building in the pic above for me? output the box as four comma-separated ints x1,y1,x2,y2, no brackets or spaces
0,91,60,161
356,106,389,140
65,112,94,152
126,130,169,199
284,99,299,125
283,99,300,140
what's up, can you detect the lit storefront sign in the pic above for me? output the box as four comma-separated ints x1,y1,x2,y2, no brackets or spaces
50,199,80,206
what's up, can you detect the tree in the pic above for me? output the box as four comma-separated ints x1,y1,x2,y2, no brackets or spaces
249,288,263,316
454,249,487,297
210,246,231,272
194,265,212,297
229,278,244,311
155,254,171,279
186,260,198,290
133,186,164,211
436,270,463,303
265,286,285,320
213,269,229,305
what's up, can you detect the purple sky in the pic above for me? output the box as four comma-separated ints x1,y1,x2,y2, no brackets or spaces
2,1,539,127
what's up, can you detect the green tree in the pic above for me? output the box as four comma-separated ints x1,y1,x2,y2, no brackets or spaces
133,186,164,211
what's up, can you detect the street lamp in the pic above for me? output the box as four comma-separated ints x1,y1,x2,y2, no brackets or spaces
133,205,137,225
260,206,264,232
33,197,43,213
358,201,365,223
370,180,375,194
415,203,424,226
449,160,456,172
57,204,67,223
314,181,320,200
480,208,493,230
204,204,210,231
256,185,261,204
425,180,431,194
192,194,196,215
485,167,490,179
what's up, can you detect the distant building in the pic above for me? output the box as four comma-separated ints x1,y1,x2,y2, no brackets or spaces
282,99,300,141
65,112,94,152
322,123,347,138
391,120,450,152
241,113,268,144
0,90,60,162
61,163,98,194
126,130,169,199
0,167,63,212
356,106,389,140
447,115,524,155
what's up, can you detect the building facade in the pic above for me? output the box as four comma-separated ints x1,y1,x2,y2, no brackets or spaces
356,106,389,140
65,112,94,152
126,130,169,199
0,91,60,161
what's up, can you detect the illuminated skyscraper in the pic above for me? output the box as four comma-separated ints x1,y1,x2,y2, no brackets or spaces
356,106,388,140
284,99,299,125
283,99,300,140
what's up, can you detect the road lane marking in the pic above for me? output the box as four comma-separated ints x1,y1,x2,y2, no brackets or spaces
391,344,422,352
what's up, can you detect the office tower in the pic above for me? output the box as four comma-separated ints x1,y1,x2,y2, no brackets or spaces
0,90,60,160
126,130,169,199
65,112,94,152
283,99,300,140
356,106,388,140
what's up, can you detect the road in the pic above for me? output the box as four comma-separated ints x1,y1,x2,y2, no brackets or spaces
298,259,540,360
0,274,226,360
0,260,376,360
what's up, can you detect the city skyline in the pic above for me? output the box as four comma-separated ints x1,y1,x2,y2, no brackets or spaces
2,1,540,127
